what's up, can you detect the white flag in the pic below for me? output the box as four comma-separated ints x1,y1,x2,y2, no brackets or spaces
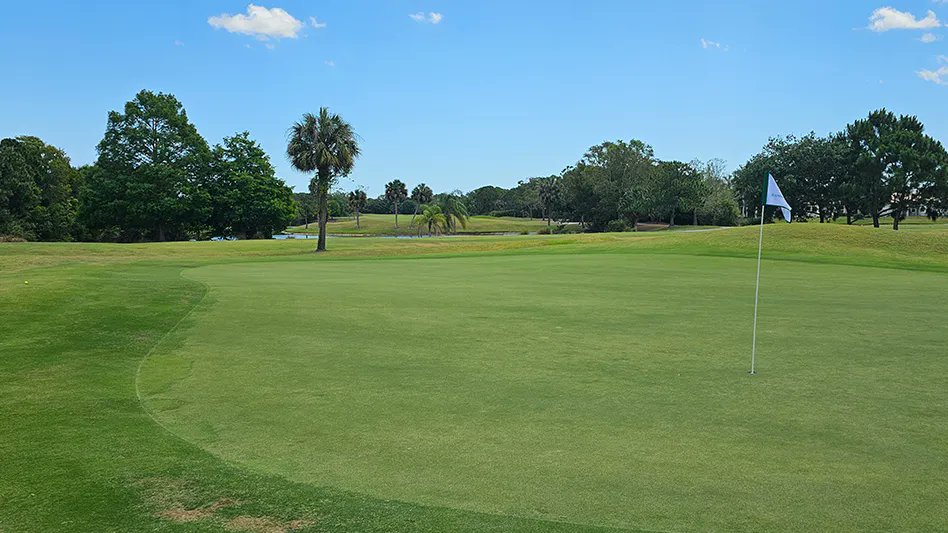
765,174,792,223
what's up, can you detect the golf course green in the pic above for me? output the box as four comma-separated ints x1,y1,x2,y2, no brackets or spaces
3,224,947,532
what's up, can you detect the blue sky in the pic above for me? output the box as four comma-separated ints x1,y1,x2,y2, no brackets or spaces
2,1,947,195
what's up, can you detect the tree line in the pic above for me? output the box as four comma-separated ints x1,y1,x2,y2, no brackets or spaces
732,109,947,230
3,93,946,243
2,90,296,242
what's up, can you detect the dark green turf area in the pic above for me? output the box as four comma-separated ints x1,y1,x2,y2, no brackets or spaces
2,225,946,532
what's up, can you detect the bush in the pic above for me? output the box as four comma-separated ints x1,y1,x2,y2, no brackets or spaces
552,224,584,234
537,227,551,235
698,188,741,226
488,209,519,217
605,219,628,233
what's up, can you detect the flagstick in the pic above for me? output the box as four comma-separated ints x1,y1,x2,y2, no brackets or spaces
750,207,765,375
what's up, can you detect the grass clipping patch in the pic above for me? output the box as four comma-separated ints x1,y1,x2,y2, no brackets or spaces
139,477,314,532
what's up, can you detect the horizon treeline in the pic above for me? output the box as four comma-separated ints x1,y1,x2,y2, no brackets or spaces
1,90,296,242
3,89,947,242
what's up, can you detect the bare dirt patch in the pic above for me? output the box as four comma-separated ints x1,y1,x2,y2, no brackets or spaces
156,498,238,523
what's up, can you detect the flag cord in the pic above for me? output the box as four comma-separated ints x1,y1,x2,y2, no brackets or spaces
750,206,765,375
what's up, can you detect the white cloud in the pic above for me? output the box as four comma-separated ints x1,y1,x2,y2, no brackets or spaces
173,39,184,46
917,55,948,85
208,4,304,40
868,7,941,32
920,32,940,43
700,38,728,51
410,12,443,24
310,16,327,29
324,59,335,67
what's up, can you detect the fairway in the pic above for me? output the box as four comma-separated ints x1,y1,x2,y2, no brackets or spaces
138,248,948,530
289,214,551,236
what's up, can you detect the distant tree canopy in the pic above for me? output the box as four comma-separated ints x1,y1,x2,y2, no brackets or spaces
5,98,947,242
0,136,81,240
734,109,948,229
78,90,300,241
83,90,212,241
207,132,296,239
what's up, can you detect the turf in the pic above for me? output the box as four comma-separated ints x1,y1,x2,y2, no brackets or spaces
288,213,551,236
2,224,947,532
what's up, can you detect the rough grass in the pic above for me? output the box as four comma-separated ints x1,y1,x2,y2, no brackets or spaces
2,223,947,531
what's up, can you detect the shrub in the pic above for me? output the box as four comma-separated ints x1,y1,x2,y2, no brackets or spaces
698,188,741,226
537,227,551,235
552,224,584,234
605,219,628,233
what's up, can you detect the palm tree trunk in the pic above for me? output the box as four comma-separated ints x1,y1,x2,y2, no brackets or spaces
394,202,399,228
316,180,328,252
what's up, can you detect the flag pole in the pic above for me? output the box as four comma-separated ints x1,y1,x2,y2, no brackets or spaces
750,204,765,375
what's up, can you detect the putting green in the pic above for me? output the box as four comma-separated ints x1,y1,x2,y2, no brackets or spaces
138,252,948,531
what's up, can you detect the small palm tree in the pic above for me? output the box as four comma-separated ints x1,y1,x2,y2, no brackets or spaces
347,189,367,228
409,183,433,226
439,192,469,233
385,179,408,228
287,108,360,252
416,204,446,236
538,176,559,227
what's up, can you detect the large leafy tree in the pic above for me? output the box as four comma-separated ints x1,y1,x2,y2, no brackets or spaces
0,139,40,239
841,109,900,228
84,90,211,241
841,109,948,229
208,132,296,239
347,189,367,228
732,135,805,222
623,160,702,226
465,186,505,215
287,108,360,251
884,116,947,230
0,136,80,240
559,140,656,230
384,179,408,228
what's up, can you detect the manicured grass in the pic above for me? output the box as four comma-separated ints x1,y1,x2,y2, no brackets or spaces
289,213,550,236
2,224,947,531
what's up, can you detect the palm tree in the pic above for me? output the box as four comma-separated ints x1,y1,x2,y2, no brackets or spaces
439,192,469,233
385,179,408,228
409,183,433,226
416,204,446,236
287,108,360,252
537,176,559,227
347,189,367,228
